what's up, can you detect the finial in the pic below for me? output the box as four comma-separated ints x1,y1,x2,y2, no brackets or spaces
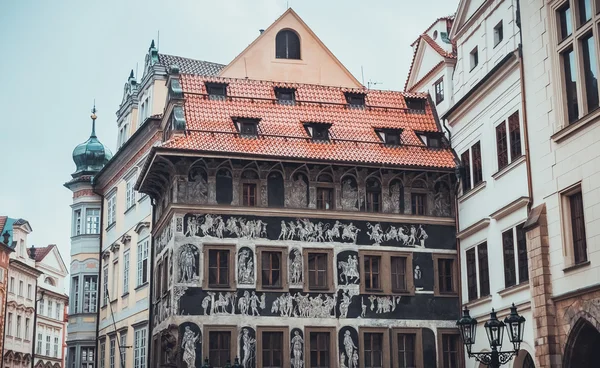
150,39,156,50
129,69,134,79
90,101,97,137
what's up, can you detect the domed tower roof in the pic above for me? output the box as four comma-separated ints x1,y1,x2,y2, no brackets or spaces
71,105,113,177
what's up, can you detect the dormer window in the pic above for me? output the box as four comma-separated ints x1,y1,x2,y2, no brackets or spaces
275,87,296,104
418,132,443,148
345,92,366,107
305,123,331,142
375,128,402,146
205,82,227,100
405,98,426,113
234,118,259,138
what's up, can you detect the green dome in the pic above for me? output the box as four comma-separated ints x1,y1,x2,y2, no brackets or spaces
72,109,113,176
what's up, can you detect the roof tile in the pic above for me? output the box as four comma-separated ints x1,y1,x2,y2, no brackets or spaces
157,54,225,76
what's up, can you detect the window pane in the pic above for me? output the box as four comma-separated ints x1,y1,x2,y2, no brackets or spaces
466,249,477,300
411,193,426,215
472,142,483,185
508,111,522,159
502,229,517,288
496,123,509,170
477,242,490,296
391,257,407,292
579,0,592,23
582,34,599,111
516,224,529,283
438,259,454,293
563,48,579,123
397,334,416,368
570,192,588,264
559,5,573,39
364,256,381,291
461,150,471,191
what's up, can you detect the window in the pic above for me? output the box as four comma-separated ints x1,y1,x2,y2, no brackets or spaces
345,92,366,107
242,183,257,206
275,87,296,104
137,239,149,286
113,261,119,298
126,179,136,210
582,33,599,110
110,337,116,368
84,275,98,313
257,327,289,368
82,347,95,368
434,255,457,295
470,47,479,70
502,223,530,288
306,251,330,291
27,283,32,299
134,327,147,368
496,111,522,170
18,280,23,296
7,313,12,336
208,330,233,368
363,255,382,291
74,209,82,236
216,169,233,205
40,298,45,316
559,4,573,40
275,29,301,59
466,242,490,301
366,178,382,212
494,20,504,46
107,194,116,227
305,328,334,368
239,119,258,138
86,209,101,234
206,82,227,100
259,248,286,290
9,276,14,293
267,171,285,207
435,78,444,104
361,251,413,295
516,224,529,282
360,328,390,368
100,340,106,368
123,250,130,294
16,316,21,338
25,318,30,338
54,336,59,357
376,128,402,146
37,332,42,353
48,300,53,317
102,265,109,306
207,248,232,288
461,141,483,192
46,334,51,356
562,187,588,265
466,248,477,301
120,332,128,366
496,122,509,170
405,98,426,112
56,304,61,320
439,331,463,368
477,243,490,296
392,328,422,368
391,256,408,293
72,277,79,313
316,187,334,210
305,123,330,142
411,193,426,215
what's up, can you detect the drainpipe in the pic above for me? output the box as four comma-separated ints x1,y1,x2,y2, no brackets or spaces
92,186,105,368
31,284,43,368
146,199,156,368
453,170,463,317
516,0,534,211
1,263,8,368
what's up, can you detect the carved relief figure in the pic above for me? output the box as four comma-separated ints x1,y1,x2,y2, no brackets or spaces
185,216,198,237
188,168,208,203
434,182,451,216
325,220,342,242
366,295,402,314
340,353,348,368
341,223,360,244
341,178,359,210
238,249,255,284
389,181,402,213
339,288,359,318
361,297,367,317
343,331,357,368
278,221,288,240
289,248,303,285
179,244,198,283
288,174,308,208
202,292,237,315
338,255,359,284
182,326,199,368
291,331,304,368
366,223,384,244
241,328,256,368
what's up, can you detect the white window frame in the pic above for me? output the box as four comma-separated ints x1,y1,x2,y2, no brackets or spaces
137,239,149,287
103,265,109,306
134,327,147,368
109,336,116,368
74,209,82,236
126,178,136,210
54,335,59,357
86,208,101,234
9,277,14,293
83,275,98,313
7,313,12,336
27,283,32,299
100,340,106,368
37,331,42,353
123,250,130,294
16,315,21,338
107,194,117,227
25,317,30,338
120,331,128,366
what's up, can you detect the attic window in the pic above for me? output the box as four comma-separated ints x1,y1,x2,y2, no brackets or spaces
375,128,402,146
276,30,301,59
344,92,366,107
418,132,443,148
234,118,259,138
405,98,426,113
205,82,227,100
305,123,331,142
275,87,296,104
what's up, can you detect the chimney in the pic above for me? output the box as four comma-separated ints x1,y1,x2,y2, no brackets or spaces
259,29,265,35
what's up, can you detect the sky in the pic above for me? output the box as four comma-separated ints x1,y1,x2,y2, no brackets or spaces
0,0,459,286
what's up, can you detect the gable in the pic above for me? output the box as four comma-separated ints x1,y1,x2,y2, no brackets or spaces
39,247,67,275
219,8,361,88
452,0,486,38
405,38,447,91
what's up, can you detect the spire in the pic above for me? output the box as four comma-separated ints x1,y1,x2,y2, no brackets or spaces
149,39,156,51
129,69,134,79
90,102,97,138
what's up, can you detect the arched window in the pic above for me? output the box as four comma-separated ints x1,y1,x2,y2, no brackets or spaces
389,179,404,214
366,177,381,212
267,171,285,207
216,168,233,205
276,30,301,59
316,173,334,210
44,277,55,286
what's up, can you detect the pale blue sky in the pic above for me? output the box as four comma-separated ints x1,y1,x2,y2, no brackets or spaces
0,0,459,274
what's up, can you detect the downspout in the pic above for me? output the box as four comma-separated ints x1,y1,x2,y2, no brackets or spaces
1,263,8,368
516,0,534,211
31,281,42,368
92,185,105,368
454,172,463,316
146,199,156,368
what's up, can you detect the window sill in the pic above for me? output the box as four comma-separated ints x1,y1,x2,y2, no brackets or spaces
498,282,529,298
135,283,149,292
138,195,149,203
563,260,591,273
110,298,118,304
205,285,237,292
106,223,116,232
124,205,136,215
458,181,487,203
435,292,459,298
101,304,107,310
122,292,129,298
552,109,600,143
492,155,525,180
465,294,492,308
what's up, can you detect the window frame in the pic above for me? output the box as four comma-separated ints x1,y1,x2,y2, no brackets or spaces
86,208,101,235
304,326,335,368
257,246,288,292
494,20,504,47
434,78,444,104
275,29,301,60
495,111,523,171
123,250,130,295
303,249,334,293
359,327,391,368
257,326,290,368
133,327,147,368
203,245,236,291
437,329,464,368
316,186,334,210
240,172,260,207
560,183,589,267
202,325,237,368
359,250,414,295
107,194,117,228
465,242,491,301
469,46,479,71
461,141,484,192
433,254,458,296
391,328,423,368
136,238,149,287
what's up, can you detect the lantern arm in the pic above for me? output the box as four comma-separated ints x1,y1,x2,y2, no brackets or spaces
468,351,518,366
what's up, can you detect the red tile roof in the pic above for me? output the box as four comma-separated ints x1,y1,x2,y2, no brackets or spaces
32,244,54,262
160,75,456,169
0,216,6,235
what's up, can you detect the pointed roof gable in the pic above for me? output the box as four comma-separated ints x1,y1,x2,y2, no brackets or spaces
33,244,68,275
219,8,362,88
450,0,486,39
405,34,456,91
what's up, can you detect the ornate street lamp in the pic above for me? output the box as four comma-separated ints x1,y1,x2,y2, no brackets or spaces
456,303,525,368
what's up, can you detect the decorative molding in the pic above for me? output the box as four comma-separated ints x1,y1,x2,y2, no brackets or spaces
134,221,151,234
551,109,600,143
110,243,121,253
456,218,490,239
489,196,529,220
491,155,526,181
458,181,486,203
497,282,530,298
120,234,131,244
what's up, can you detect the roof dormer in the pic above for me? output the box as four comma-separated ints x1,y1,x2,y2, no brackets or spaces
304,122,331,142
233,118,260,138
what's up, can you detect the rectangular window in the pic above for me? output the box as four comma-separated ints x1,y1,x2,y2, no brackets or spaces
110,337,116,368
208,249,230,288
472,142,483,185
307,252,329,290
309,332,330,368
134,327,147,368
40,299,45,316
316,187,333,210
466,248,477,301
261,251,283,289
570,191,588,264
496,122,509,170
7,313,12,336
54,336,59,357
86,209,101,234
82,347,95,368
209,331,231,368
508,111,522,160
363,332,385,368
120,332,128,366
37,332,42,353
440,333,462,368
261,331,284,368
435,78,444,104
461,150,472,192
478,242,490,297
434,255,457,295
27,283,32,299
107,194,116,227
103,265,109,306
582,34,599,111
242,183,257,207
579,0,592,24
72,276,79,313
18,280,23,296
100,341,106,368
494,20,504,46
56,304,61,320
411,193,426,215
470,46,479,70
25,318,30,338
126,179,136,210
363,255,382,291
502,229,517,288
84,275,98,313
46,334,51,356
16,315,21,338
392,329,422,368
74,209,82,236
123,250,130,294
137,239,149,287
516,224,529,283
113,261,119,298
10,277,14,293
391,256,407,293
563,48,579,123
559,4,573,40
48,300,53,317
366,187,381,212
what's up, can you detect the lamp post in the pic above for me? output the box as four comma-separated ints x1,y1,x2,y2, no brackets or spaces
456,303,526,368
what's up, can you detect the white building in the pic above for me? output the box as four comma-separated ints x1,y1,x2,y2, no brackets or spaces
32,245,69,368
408,1,537,367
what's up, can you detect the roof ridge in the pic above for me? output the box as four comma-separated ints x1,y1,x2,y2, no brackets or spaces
157,52,226,67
